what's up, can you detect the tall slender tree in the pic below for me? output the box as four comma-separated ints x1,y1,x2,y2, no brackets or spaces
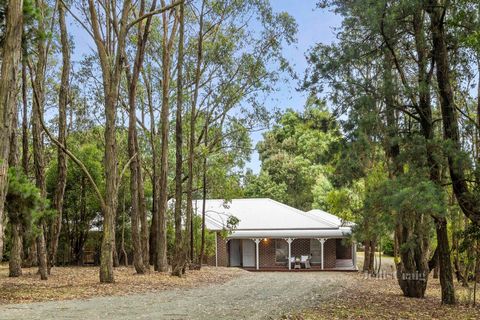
172,0,185,277
49,0,70,272
30,0,50,280
0,0,24,263
157,0,179,272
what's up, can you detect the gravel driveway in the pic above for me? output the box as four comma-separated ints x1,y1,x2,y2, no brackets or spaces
0,271,353,320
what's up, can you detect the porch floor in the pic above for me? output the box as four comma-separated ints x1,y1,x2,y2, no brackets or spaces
242,259,357,272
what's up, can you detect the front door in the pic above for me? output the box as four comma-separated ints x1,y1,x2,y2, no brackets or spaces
242,239,255,267
229,239,241,266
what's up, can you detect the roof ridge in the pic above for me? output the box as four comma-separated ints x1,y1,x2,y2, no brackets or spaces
193,198,272,202
309,209,355,227
266,199,339,228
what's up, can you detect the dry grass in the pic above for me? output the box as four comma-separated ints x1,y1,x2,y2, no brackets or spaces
0,263,247,305
283,273,480,320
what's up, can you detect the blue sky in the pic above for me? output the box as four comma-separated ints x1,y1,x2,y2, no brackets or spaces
246,1,342,173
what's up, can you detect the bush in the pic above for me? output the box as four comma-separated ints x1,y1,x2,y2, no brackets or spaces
382,237,394,256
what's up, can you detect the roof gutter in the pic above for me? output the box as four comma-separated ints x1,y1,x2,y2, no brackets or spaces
226,228,352,239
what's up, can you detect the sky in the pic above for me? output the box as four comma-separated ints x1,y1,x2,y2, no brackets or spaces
246,1,342,173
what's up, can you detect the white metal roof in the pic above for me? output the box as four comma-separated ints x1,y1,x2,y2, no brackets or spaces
308,209,356,227
193,198,352,238
231,228,352,239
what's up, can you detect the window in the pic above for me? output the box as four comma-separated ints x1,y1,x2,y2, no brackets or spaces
275,239,288,263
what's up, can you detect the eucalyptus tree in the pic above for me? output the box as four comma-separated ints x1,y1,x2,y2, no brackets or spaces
156,0,180,273
0,0,23,263
49,0,70,272
123,0,159,275
29,0,52,280
0,0,23,260
172,0,185,276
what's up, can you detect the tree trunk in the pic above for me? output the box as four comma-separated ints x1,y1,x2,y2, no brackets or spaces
426,0,480,227
128,131,145,273
150,151,160,269
363,241,371,272
396,218,429,298
125,0,157,273
9,222,23,277
49,1,70,273
21,61,28,175
477,58,480,171
121,196,128,266
156,5,179,272
8,79,18,169
87,0,132,283
157,67,170,272
138,168,149,270
25,241,37,267
199,121,208,268
172,0,185,277
146,72,159,269
0,0,23,263
128,95,145,273
30,2,49,279
435,219,456,303
369,240,376,273
186,0,206,266
20,58,32,267
474,242,479,306
36,225,48,280
100,90,118,282
412,8,456,304
113,236,120,268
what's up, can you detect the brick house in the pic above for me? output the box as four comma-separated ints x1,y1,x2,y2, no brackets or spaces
196,198,357,271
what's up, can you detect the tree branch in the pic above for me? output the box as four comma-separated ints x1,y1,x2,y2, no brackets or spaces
127,0,183,31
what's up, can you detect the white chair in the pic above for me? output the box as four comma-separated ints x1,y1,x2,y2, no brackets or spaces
300,255,311,269
289,256,295,268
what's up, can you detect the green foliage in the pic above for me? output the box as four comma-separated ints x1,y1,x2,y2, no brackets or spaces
459,224,480,253
45,133,104,264
322,183,361,223
243,170,288,202
193,215,216,258
382,237,395,256
6,167,47,230
218,214,240,240
251,98,342,210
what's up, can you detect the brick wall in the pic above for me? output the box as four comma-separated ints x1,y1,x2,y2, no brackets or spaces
215,232,228,267
324,239,336,268
291,239,311,257
259,239,276,267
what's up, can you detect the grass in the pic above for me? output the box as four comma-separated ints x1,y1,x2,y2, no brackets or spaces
0,263,247,305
